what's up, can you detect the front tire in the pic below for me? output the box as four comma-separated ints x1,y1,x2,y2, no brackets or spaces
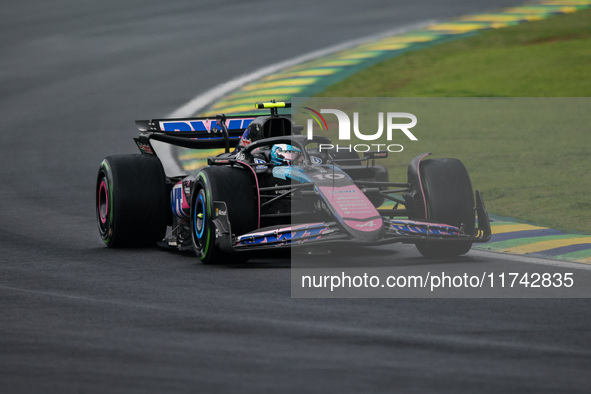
191,166,257,264
413,158,475,258
96,154,168,247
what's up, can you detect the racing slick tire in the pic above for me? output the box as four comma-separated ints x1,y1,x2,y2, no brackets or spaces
96,154,168,247
413,158,475,258
191,166,257,264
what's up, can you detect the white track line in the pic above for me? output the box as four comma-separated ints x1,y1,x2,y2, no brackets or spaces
156,20,436,175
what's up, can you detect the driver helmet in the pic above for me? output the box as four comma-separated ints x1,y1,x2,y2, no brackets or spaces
271,144,302,166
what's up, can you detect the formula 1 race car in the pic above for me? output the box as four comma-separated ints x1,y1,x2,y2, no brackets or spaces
96,102,491,263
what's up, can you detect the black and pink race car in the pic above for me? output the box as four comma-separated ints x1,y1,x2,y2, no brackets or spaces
96,102,491,264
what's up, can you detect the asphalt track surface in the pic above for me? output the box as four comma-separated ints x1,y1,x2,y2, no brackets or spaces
1,0,590,392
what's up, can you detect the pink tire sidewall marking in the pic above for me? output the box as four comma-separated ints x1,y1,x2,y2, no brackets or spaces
99,179,109,224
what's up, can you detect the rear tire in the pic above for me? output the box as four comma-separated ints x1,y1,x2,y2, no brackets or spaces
413,158,475,258
96,154,168,247
191,166,257,264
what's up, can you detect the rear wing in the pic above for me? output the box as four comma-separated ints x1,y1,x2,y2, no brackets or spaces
134,115,256,152
134,101,292,154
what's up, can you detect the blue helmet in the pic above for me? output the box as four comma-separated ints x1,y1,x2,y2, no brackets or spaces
271,144,302,166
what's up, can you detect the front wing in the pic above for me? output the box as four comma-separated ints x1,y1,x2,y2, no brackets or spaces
213,190,491,254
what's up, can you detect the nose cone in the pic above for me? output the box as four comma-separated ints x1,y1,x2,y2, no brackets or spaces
318,184,383,242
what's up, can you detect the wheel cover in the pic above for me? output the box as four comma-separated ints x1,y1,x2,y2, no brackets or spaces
98,179,109,225
97,172,111,240
194,193,206,241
